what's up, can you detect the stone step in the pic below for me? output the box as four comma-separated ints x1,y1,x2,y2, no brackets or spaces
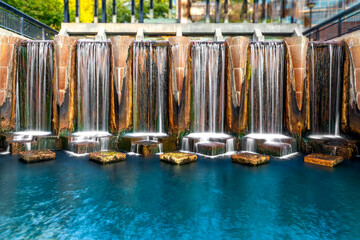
232,152,270,166
304,153,343,167
89,151,126,164
18,150,56,163
160,152,197,165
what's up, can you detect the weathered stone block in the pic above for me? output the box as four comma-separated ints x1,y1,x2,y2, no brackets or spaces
196,142,225,156
304,153,343,167
160,152,197,165
18,150,56,163
69,141,99,154
232,152,270,166
89,151,126,164
10,141,35,155
258,142,293,157
133,140,162,157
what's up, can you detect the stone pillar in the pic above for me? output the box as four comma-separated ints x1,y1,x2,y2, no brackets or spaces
342,37,360,137
0,35,21,132
225,37,249,135
168,36,191,135
110,36,134,133
283,36,309,137
53,36,77,134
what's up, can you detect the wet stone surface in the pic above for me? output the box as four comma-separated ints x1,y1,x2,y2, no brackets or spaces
18,150,56,163
304,153,343,167
89,151,126,164
231,152,270,166
160,152,197,165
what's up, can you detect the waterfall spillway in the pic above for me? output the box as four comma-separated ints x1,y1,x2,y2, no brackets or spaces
132,41,168,134
76,41,110,132
191,42,226,133
16,41,53,132
249,41,284,134
181,42,234,156
69,41,111,154
243,41,295,157
309,42,344,137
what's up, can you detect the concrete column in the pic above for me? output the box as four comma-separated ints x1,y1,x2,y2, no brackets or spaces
214,28,223,41
102,0,107,23
112,0,117,23
75,0,80,23
136,28,144,41
253,28,264,41
95,27,107,41
94,0,99,23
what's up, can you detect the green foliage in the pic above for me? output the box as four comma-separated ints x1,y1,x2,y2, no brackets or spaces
106,0,169,23
4,0,63,30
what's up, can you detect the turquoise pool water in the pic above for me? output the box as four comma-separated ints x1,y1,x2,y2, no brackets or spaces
1,152,360,239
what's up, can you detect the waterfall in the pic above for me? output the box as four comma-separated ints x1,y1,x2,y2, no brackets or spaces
16,41,53,132
191,42,226,133
249,42,284,134
76,41,110,132
309,43,343,136
132,41,168,134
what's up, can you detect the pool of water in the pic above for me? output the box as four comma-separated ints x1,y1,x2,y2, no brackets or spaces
1,152,360,239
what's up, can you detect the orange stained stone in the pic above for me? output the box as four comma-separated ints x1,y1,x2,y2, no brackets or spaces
175,68,184,92
289,45,307,69
58,90,65,106
0,67,8,90
58,68,67,90
350,46,360,69
0,43,13,67
0,90,5,106
294,68,305,93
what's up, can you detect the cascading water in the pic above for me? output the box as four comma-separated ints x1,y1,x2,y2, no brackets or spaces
181,42,234,155
13,41,53,148
132,41,168,134
16,41,53,132
191,42,225,133
243,41,295,156
70,41,111,153
309,42,344,138
127,41,169,155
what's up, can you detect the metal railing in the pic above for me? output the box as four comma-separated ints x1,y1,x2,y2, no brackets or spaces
303,3,360,41
0,1,58,40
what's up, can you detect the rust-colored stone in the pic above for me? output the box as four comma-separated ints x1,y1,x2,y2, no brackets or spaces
284,36,310,138
18,150,56,163
89,151,126,164
225,37,249,135
109,36,134,133
168,37,192,135
160,152,197,165
284,37,308,111
0,35,21,132
53,36,77,134
304,153,343,167
232,152,270,166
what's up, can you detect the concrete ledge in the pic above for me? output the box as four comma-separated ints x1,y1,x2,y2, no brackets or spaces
60,23,301,38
